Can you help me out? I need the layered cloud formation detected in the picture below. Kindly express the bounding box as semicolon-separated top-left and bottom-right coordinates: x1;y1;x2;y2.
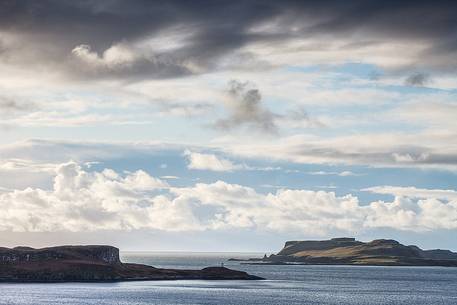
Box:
1;1;457;171
2;0;457;79
1;1;457;249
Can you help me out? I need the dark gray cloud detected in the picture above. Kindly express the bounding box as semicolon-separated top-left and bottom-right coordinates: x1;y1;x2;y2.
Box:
215;80;324;134
215;80;278;133
405;72;430;87
2;0;457;80
0;0;282;80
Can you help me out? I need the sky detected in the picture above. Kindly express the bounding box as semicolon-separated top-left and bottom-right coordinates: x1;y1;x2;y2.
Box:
0;0;457;252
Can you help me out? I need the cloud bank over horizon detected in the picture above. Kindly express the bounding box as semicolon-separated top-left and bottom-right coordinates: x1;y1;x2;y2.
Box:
0;160;456;235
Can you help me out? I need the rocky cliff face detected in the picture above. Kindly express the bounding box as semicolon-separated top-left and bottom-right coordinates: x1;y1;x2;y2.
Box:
0;245;120;265
264;238;457;267
278;238;363;256
0;245;262;282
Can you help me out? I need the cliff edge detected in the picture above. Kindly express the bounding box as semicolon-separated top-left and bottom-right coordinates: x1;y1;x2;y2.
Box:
235;238;457;267
0;245;263;282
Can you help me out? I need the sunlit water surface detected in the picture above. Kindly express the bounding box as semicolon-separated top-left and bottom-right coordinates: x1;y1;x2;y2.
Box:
1;252;456;305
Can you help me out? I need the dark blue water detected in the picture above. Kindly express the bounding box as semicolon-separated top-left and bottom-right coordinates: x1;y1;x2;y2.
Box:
0;252;456;305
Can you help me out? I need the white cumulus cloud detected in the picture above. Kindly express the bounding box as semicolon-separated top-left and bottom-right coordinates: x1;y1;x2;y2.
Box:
72;43;140;69
184;150;243;172
0;162;456;234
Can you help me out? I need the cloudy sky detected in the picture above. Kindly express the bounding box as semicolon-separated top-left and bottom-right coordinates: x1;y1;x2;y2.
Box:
1;0;457;252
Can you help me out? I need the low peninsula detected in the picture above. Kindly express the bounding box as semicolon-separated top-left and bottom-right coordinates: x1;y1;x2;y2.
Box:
0;245;263;282
231;238;457;267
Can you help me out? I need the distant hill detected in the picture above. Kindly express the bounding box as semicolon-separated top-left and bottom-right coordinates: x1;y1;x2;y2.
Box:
234;238;457;267
0;245;263;282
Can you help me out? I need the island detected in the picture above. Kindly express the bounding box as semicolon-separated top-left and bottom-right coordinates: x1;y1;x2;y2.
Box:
0;245;263;282
230;238;457;267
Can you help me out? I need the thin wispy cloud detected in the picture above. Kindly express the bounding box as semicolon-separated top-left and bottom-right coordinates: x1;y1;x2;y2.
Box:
307;170;362;177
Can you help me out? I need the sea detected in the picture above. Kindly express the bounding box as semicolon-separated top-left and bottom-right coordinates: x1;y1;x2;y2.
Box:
0;252;456;305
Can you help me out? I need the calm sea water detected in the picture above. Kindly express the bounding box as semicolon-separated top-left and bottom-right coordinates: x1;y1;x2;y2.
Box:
0;252;456;305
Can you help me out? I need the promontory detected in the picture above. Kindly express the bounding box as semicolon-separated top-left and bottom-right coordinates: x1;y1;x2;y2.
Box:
231;238;457;267
0;245;263;282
